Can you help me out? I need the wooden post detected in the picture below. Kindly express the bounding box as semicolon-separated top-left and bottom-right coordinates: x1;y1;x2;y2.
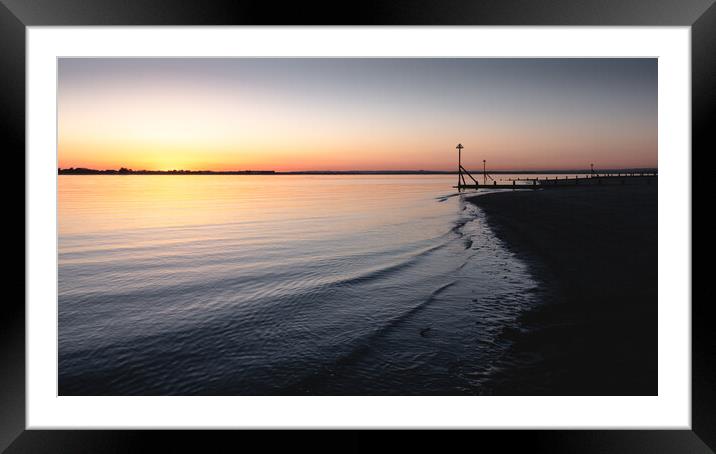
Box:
456;143;464;192
458;147;461;190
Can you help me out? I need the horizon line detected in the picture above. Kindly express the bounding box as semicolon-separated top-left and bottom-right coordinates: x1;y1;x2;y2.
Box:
58;166;659;174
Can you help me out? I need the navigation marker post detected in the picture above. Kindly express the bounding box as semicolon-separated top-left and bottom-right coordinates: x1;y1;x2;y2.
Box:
456;143;464;191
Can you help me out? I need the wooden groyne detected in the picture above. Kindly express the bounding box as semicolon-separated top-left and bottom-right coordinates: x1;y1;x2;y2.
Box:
455;173;658;191
452;142;657;191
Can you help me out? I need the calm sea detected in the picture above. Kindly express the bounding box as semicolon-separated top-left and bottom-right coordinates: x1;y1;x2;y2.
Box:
58;174;552;395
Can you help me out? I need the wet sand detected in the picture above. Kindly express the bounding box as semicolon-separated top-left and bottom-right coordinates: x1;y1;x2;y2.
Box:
467;184;657;395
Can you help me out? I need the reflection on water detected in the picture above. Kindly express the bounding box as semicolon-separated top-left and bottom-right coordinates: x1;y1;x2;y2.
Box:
59;175;540;395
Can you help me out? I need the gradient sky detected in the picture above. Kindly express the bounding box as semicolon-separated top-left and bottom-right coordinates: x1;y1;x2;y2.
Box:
58;58;657;171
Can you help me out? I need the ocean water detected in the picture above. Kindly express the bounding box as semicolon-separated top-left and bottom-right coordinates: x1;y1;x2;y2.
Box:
58;174;543;395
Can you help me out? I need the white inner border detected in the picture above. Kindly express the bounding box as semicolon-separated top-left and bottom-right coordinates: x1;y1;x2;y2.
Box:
26;27;691;429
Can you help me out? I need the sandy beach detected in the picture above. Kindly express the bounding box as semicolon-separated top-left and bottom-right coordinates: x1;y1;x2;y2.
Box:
468;184;657;395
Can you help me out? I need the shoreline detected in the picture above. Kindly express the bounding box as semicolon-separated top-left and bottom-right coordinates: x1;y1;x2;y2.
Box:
467;184;657;395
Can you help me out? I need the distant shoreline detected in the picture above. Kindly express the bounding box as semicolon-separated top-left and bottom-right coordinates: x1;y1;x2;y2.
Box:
58;168;658;176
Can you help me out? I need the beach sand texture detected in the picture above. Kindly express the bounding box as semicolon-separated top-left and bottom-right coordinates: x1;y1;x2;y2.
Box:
468;184;657;395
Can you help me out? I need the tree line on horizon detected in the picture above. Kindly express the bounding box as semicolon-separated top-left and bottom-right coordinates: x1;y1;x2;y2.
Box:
58;167;277;175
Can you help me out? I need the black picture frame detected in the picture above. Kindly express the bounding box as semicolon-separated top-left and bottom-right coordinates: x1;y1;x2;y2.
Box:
5;0;709;452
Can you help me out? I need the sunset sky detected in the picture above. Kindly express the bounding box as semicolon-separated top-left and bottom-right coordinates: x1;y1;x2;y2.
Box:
58;58;657;172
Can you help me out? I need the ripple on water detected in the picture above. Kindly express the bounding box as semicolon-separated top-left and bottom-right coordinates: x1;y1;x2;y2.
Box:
58;176;540;395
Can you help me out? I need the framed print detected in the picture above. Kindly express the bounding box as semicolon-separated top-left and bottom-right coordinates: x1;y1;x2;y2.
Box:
6;0;710;452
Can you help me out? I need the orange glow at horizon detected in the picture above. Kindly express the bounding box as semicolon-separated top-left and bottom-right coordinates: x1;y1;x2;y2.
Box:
58;58;658;172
